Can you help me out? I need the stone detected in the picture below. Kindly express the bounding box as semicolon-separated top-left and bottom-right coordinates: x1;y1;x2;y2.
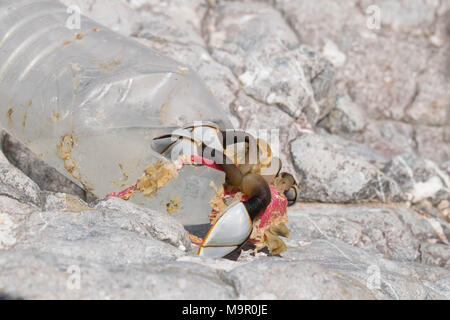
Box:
420;243;450;268
404;49;450;127
442;161;450;176
286;203;444;262
95;197;191;251
44;192;92;212
205;1;336;124
282;240;450;300
352;121;416;159
319;95;367;135
16;206;187;265
0;149;42;207
0;196;38;249
382;153;450;204
221;257;375;299
276;0;431;122
415;125;450;165
0;249;235;299
290;133;404;203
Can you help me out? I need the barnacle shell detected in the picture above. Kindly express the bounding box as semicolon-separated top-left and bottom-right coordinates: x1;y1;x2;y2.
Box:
209;185;290;254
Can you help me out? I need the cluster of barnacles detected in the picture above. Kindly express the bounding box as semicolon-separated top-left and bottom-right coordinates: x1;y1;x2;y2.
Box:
108;122;299;258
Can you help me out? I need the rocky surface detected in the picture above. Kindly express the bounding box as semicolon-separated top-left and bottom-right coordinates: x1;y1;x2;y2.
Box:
0;0;448;299
290;133;405;203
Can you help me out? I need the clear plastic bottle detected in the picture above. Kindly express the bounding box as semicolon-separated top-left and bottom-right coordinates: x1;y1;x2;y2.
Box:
0;0;231;224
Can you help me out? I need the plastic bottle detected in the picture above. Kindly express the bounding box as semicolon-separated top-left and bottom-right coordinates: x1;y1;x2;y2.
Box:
0;0;231;224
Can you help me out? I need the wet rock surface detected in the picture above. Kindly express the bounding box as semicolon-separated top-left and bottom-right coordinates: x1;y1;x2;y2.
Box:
0;0;448;299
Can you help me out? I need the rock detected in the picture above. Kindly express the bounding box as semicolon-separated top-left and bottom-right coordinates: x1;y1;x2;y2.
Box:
274;0;364;50
286;203;444;262
275;0;441;125
382;153;450;204
205;1;336;124
415;125;450;165
129;0;206;47
404;48;450;127
344;36;429;123
319;95;367;135
221;257;375;299
393;205;449;244
16;208;186;265
95;197;191;251
1;132;87;201
352;121;416;159
414;200;446;221
14;199;190;265
420;243;450;268
282;240;450;299
0;249;235;299
0;196;38;249
44;192;92;212
290;133;404;202
442;161;450;176
0;149;42;207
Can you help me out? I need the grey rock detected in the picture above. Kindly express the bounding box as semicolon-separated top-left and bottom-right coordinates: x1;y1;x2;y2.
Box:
286;203;443;262
0;249;235;299
282;240;450;299
420;243;450;268
391;205;449;244
275;0;441;126
382;153;450;204
44;192;92;212
0;196;38;249
414;200;445;221
205;1;336;124
221;257;375;299
442;161;450;176
352;121;416;159
329;135;391;166
404;48;450;127
319;95;368;135
343;36;429;124
1;132;87;201
290;133;404;202
415;125;450;164
0;149;42;207
16;207;186;265
95;197;191;251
